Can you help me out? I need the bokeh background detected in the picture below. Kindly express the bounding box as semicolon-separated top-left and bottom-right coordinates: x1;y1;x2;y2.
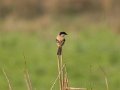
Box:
0;0;120;90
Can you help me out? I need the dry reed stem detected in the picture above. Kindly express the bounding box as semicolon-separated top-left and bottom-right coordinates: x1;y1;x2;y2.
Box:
63;65;69;90
2;68;13;90
56;46;87;90
62;65;65;90
99;66;109;90
61;55;65;90
24;72;31;90
23;53;33;90
63;75;69;90
50;64;65;90
57;55;63;90
23;54;31;90
24;61;33;90
105;77;109;90
26;69;33;90
66;87;87;90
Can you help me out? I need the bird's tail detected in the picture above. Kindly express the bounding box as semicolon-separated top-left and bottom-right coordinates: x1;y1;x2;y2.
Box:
57;46;62;55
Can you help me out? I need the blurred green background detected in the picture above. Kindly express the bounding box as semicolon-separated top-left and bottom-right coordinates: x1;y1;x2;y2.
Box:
0;0;120;90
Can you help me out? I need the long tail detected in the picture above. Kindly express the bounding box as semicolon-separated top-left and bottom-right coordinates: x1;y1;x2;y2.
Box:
57;47;62;55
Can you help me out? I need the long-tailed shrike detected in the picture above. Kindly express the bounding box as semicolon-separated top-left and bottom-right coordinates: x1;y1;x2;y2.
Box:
56;32;68;55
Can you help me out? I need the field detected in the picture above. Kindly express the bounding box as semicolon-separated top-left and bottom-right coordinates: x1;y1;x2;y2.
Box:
0;19;120;90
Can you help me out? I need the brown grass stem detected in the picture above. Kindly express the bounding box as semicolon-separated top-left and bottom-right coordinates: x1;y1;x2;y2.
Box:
24;60;33;90
24;72;31;90
99;66;109;90
50;64;65;90
57;55;64;90
67;87;87;90
2;68;13;90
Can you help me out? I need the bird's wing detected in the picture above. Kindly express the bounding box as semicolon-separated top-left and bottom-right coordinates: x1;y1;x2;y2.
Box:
56;39;65;47
60;39;65;46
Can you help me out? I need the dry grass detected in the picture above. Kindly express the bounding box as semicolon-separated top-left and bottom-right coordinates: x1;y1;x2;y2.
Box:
50;64;65;90
23;53;33;90
24;61;33;90
55;50;87;90
2;68;13;90
99;66;109;90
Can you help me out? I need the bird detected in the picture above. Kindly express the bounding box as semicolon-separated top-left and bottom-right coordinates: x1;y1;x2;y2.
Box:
56;32;68;55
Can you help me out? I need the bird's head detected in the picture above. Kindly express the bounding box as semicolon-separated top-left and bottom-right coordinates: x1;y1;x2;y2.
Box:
59;32;68;37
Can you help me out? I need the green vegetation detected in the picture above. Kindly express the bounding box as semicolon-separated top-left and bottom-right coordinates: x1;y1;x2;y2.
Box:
0;25;120;90
0;0;120;90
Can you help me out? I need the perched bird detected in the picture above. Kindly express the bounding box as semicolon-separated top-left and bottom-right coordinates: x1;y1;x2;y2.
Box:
56;32;68;55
